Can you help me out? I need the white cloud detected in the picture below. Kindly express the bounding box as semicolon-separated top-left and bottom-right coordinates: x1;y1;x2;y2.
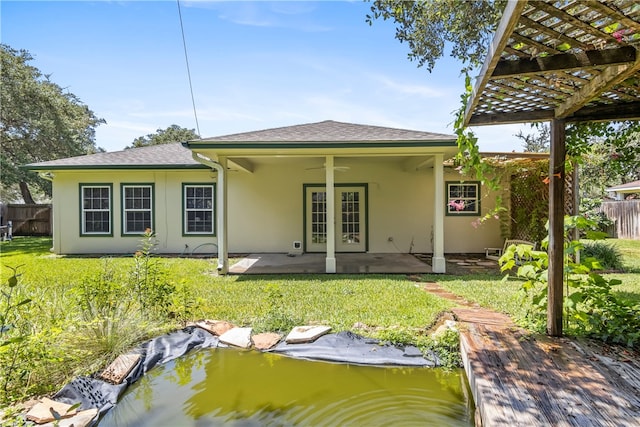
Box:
370;74;445;98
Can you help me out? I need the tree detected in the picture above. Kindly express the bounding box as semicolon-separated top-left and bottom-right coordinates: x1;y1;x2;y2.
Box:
129;125;199;148
368;1;640;192
515;124;550;153
1;44;104;203
366;0;506;72
515;121;640;200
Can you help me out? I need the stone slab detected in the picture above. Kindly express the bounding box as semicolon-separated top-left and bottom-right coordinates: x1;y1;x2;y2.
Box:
26;398;77;424
194;319;236;336
99;353;141;384
285;325;332;344
219;327;253;348
42;409;98;427
252;332;282;350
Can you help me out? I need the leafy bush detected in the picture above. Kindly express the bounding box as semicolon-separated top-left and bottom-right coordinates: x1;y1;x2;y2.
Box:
131;229;175;315
580;198;614;233
252;284;301;333
417;328;462;370
0;266;32;403
501;216;640;348
582;241;624;271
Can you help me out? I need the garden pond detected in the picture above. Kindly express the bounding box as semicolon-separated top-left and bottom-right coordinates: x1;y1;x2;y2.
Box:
98;347;474;426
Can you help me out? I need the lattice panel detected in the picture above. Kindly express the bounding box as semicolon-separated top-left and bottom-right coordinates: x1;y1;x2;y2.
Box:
509;168;576;243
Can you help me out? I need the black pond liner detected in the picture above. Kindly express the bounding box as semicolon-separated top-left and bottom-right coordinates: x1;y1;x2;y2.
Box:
52;327;439;425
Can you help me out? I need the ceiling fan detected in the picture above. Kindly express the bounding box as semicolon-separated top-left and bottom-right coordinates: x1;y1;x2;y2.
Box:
305;163;350;172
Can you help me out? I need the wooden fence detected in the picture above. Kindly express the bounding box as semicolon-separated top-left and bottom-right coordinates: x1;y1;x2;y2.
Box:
601;200;640;240
6;204;52;236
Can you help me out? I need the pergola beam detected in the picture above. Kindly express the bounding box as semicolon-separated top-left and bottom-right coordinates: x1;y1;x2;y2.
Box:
568;101;640;122
492;46;637;78
464;0;527;125
519;15;589;51
555;55;640;118
468;100;640;126
534;2;621;45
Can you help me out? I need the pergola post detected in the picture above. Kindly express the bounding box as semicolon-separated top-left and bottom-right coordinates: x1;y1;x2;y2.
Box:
547;119;565;336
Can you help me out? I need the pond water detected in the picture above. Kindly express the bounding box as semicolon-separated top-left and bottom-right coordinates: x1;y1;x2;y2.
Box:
99;348;475;426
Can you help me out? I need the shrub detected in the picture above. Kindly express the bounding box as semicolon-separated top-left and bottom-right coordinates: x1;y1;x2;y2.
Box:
252;284;301;333
582;241;624;271
501;216;640;348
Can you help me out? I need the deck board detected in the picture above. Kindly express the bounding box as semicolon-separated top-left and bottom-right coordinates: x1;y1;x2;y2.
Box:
451;306;640;426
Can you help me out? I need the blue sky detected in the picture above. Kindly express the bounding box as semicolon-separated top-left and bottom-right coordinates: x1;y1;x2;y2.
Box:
2;0;528;153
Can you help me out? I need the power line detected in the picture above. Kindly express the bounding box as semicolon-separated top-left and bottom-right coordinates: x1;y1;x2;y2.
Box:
176;0;201;138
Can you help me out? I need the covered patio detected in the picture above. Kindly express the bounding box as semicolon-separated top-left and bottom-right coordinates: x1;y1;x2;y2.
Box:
228;252;432;274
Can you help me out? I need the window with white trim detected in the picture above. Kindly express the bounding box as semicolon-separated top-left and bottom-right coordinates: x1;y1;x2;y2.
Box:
446;182;480;216
81;184;112;235
122;184;153;234
183;184;214;234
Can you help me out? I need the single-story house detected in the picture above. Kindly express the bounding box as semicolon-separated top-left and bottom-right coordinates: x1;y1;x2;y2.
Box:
605;179;640;201
25;120;506;273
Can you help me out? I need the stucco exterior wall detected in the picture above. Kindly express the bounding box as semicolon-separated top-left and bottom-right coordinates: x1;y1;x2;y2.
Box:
50;159;505;255
442;169;504;253
51;170;216;254
225;157;436;254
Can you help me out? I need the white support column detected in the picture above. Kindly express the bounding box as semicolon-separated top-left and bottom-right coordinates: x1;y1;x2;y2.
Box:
432;154;446;273
217;157;229;275
325;155;336;273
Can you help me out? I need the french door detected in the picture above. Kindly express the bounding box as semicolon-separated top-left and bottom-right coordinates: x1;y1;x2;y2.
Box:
305;185;367;252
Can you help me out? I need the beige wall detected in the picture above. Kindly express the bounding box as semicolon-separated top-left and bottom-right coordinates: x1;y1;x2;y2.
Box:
442;169;504;253
50;158;505;255
51;170;216;254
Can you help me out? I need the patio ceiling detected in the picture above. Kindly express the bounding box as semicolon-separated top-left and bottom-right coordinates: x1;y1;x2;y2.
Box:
464;0;640;126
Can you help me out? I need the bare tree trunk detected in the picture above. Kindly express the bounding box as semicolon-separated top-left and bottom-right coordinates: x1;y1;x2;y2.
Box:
19;181;35;204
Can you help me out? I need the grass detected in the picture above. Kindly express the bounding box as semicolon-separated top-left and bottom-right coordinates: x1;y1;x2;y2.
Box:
435;238;640;322
0;236;453;404
2;236;638;406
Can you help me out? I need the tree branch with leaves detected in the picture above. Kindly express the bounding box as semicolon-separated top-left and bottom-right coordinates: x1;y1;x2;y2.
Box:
1;44;105;203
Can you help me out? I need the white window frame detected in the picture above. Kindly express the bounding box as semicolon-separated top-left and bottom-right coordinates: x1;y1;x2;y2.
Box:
121;184;154;235
80;184;112;236
446;181;480;216
183;184;215;235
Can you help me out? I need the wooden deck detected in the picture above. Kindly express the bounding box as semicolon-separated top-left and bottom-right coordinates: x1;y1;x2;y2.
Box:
453;307;640;426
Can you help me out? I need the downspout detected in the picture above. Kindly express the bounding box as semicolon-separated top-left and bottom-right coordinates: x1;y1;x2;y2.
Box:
190;152;228;274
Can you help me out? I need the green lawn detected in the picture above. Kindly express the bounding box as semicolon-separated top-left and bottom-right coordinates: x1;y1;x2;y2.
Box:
435;238;640;321
0;237;453;404
2;236;638;406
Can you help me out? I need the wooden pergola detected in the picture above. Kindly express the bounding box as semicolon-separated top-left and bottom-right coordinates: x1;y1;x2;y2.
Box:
464;0;640;336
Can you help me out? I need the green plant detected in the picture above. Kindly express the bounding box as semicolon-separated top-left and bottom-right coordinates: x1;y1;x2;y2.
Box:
500;216;640;348
580;198;614;233
582;241;624;271
0;265;32;403
253;284;301;333
416;329;462;370
72;258;153;373
131;229;174;316
375;327;416;346
169;280;203;327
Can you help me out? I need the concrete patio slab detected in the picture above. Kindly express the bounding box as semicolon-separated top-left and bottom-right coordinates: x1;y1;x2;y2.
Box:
228;253;431;274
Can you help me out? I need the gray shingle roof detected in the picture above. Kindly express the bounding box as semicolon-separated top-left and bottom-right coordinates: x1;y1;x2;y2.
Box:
197;120;455;143
26;121;456;170
25;142;201;170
